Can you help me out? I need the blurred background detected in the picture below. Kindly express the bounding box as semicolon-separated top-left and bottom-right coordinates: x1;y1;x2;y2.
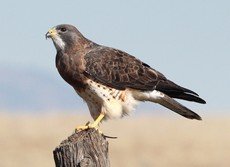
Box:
0;0;230;166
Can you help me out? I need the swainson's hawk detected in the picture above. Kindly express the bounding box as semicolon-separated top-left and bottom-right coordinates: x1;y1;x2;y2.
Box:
46;24;206;130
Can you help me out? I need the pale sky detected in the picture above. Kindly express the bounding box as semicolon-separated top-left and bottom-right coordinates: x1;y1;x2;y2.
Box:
1;0;230;113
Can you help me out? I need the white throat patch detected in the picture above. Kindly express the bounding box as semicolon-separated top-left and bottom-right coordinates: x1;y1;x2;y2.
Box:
52;35;66;51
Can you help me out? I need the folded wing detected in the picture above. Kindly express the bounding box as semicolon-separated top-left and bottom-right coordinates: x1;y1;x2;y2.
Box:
84;46;206;104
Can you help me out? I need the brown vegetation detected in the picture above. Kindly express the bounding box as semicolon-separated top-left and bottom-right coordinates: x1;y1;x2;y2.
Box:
0;112;229;167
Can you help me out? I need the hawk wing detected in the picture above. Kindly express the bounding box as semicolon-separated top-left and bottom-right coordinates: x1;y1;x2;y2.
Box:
84;47;205;104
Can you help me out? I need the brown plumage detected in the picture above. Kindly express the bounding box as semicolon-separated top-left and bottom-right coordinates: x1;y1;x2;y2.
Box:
84;47;205;104
46;24;206;124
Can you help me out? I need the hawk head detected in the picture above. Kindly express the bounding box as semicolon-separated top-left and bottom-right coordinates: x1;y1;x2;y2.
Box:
46;24;84;51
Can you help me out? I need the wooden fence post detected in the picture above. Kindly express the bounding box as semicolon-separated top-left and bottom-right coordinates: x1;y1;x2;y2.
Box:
53;128;110;167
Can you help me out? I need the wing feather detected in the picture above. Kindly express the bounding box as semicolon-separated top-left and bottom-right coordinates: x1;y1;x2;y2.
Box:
84;47;162;90
84;47;206;104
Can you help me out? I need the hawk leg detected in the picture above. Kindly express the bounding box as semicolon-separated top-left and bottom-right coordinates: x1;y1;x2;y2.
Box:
76;113;105;131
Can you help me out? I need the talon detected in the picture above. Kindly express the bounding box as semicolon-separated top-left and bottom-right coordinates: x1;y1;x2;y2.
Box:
75;113;105;132
75;121;100;132
75;125;90;132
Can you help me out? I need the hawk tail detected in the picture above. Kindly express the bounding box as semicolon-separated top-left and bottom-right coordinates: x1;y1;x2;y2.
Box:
157;92;202;120
134;90;202;120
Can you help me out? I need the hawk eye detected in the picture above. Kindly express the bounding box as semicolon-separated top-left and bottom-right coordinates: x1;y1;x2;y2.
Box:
60;27;67;32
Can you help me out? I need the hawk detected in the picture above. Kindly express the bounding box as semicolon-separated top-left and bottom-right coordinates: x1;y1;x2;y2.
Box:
46;24;206;130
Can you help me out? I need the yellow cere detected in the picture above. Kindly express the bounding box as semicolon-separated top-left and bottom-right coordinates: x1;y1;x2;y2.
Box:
48;28;57;37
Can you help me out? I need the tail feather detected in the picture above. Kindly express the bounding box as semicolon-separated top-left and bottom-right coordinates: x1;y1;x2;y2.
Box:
157;93;202;120
134;90;202;120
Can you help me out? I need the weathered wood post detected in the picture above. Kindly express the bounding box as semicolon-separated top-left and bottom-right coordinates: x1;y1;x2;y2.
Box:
53;128;110;167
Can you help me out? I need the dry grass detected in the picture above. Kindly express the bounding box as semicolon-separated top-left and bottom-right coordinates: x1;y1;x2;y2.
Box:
0;112;229;167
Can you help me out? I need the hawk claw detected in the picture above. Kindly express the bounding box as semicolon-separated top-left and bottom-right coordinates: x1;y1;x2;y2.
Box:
75;122;98;132
75;124;90;131
75;113;105;132
75;124;117;139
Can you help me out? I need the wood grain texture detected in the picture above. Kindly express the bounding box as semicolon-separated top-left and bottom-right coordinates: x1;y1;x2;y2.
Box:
53;129;110;167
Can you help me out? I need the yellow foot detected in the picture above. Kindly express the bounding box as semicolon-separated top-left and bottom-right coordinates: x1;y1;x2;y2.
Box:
76;122;99;131
75;121;117;139
75;113;105;132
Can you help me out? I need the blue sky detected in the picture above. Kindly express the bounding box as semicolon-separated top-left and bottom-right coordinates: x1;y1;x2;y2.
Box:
1;0;230;114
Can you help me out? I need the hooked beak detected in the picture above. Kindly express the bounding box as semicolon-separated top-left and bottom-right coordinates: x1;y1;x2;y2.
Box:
45;28;57;39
